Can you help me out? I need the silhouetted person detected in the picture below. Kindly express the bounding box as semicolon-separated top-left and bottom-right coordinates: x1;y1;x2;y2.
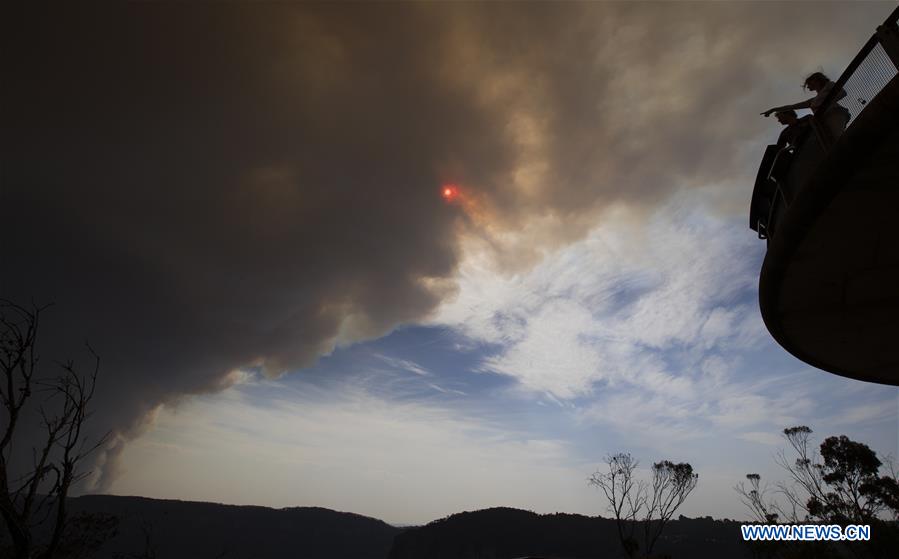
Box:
774;110;809;148
762;72;850;140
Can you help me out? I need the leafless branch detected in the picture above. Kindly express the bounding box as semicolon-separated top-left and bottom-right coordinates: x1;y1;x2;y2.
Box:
0;301;110;559
590;453;697;558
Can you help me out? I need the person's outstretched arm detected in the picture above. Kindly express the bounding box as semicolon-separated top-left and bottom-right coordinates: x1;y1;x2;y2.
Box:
761;97;814;117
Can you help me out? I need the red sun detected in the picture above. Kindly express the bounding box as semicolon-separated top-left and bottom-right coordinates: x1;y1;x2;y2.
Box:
441;184;459;201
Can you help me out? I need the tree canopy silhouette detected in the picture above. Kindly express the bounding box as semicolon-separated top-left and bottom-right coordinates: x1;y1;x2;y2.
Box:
736;426;899;559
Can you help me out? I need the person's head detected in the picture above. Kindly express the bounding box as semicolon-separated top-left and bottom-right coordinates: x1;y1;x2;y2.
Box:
803;72;830;92
775;110;798;125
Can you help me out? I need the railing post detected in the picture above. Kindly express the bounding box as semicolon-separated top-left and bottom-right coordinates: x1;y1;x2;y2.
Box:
876;20;899;70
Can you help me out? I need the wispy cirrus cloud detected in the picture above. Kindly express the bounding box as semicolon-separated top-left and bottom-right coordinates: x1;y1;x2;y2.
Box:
435;193;762;400
375;354;433;377
433;193;896;459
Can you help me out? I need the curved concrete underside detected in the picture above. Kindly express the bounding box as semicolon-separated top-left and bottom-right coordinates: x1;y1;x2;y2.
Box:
759;76;899;385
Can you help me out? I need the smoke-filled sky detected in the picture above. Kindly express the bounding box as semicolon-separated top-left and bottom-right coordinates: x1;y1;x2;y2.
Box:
3;2;898;524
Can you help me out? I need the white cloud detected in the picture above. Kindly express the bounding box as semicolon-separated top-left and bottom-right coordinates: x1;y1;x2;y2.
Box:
430;193;894;465
828;398;899;427
375;354;432;377
481;299;602;399
427;382;467;396
434;192;761;402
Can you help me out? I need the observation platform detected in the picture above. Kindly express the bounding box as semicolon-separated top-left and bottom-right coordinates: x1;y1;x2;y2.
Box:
750;8;899;385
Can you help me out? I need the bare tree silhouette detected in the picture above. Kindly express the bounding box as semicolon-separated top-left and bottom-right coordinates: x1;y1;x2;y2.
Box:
736;473;780;524
0;301;110;559
590;453;644;557
590;453;698;559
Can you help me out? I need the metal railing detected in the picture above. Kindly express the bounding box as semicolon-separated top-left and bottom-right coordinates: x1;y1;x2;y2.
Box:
751;6;899;241
814;6;899;146
833;40;897;130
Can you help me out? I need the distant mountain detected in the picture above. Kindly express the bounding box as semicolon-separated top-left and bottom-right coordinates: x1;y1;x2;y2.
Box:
386;507;752;559
5;496;755;558
65;494;403;559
